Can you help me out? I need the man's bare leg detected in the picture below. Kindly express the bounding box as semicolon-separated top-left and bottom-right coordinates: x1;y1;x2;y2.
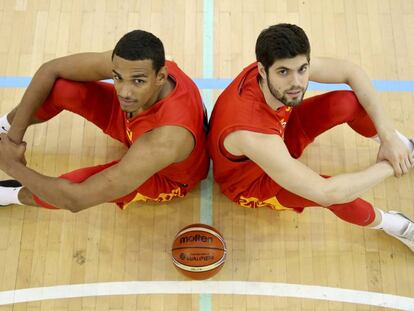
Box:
18;187;39;206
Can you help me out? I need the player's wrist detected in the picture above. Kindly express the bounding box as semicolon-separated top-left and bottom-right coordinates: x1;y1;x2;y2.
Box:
7;126;27;144
4;158;25;176
374;160;395;177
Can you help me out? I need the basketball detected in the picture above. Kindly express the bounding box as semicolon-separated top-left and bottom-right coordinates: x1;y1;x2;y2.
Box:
171;223;227;280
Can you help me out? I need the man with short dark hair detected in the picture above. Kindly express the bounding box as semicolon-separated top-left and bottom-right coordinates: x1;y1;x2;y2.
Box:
208;24;414;251
0;30;209;212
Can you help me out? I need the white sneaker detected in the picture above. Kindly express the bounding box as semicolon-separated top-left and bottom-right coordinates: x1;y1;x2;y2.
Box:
384;211;414;252
410;138;414;155
0;115;10;133
0;180;23;206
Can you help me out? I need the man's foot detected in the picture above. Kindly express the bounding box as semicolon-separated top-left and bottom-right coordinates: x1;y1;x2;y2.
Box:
384;211;414;252
0;180;23;206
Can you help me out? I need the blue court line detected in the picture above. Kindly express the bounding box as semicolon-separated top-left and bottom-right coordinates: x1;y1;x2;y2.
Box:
193;79;414;92
200;0;214;311
202;3;214;80
200;0;214;229
309;80;414;92
1;77;414;92
0;77;32;87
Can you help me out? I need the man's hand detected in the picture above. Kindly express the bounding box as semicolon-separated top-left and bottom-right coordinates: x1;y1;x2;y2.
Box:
0;133;27;174
377;133;414;177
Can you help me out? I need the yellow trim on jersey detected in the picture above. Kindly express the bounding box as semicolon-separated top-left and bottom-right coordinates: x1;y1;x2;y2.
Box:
126;128;133;142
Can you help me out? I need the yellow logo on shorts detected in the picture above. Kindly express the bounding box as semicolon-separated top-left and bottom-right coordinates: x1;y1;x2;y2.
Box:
123;187;185;209
239;195;289;211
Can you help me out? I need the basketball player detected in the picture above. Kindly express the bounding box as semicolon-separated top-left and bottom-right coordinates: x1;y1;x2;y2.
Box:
208;24;414;251
0;30;209;212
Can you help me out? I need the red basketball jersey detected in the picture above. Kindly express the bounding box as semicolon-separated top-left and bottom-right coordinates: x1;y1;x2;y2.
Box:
208;63;292;202
118;60;209;191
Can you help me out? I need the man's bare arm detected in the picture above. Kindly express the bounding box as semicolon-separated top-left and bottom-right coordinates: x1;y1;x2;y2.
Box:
224;131;395;207
8;51;113;144
1;126;194;212
310;57;394;139
310;57;413;176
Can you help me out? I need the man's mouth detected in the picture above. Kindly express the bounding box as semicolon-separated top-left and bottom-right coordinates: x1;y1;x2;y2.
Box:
119;98;137;107
286;89;302;96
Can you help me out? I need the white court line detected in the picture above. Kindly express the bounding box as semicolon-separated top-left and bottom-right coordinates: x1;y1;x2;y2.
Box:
0;281;413;310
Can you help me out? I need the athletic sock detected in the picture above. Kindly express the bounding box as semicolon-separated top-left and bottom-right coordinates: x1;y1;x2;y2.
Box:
0;180;23;205
371;131;414;152
0;115;10;133
370;135;381;144
370;209;410;236
396;131;414;153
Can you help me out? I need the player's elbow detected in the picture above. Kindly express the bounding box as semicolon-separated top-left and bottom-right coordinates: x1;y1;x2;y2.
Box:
300;179;339;207
38;60;59;78
317;192;342;207
55;183;90;213
58;195;86;213
319;183;352;207
294;186;335;208
312;192;335;208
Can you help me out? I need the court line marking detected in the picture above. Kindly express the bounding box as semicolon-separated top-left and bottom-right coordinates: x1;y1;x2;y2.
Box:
200;0;214;226
0;281;413;310
193;79;414;91
199;0;214;310
1;13;412;308
1;77;414;91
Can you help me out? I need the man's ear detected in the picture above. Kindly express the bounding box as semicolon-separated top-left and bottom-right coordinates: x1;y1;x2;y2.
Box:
257;62;267;80
156;66;168;85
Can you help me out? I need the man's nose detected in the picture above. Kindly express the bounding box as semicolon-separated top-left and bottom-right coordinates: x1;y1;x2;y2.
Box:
117;83;133;99
290;72;302;86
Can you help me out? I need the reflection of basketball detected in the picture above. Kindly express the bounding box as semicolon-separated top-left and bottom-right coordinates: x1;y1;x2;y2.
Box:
171;223;227;280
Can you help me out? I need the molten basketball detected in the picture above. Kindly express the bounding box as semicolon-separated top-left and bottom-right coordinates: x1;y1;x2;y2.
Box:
171;223;227;280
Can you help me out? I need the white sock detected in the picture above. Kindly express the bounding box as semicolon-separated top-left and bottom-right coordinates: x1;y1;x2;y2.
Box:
0;115;10;133
370;135;381;144
0;185;23;205
370;209;410;236
371;131;414;152
396;131;414;152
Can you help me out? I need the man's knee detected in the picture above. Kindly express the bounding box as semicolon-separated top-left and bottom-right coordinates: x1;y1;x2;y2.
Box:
328;90;364;117
50;78;84;102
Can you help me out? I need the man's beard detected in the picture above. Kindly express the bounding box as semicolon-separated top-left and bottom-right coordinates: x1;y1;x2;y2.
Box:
266;76;307;107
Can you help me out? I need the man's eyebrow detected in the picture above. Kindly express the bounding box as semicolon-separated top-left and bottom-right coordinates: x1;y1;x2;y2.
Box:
275;62;309;70
112;70;148;78
131;73;148;78
112;69;122;77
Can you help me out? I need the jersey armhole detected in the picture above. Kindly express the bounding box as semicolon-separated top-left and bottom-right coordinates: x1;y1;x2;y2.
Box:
218;126;279;162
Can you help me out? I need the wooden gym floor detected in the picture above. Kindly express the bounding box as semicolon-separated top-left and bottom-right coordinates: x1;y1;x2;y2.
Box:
0;0;413;310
